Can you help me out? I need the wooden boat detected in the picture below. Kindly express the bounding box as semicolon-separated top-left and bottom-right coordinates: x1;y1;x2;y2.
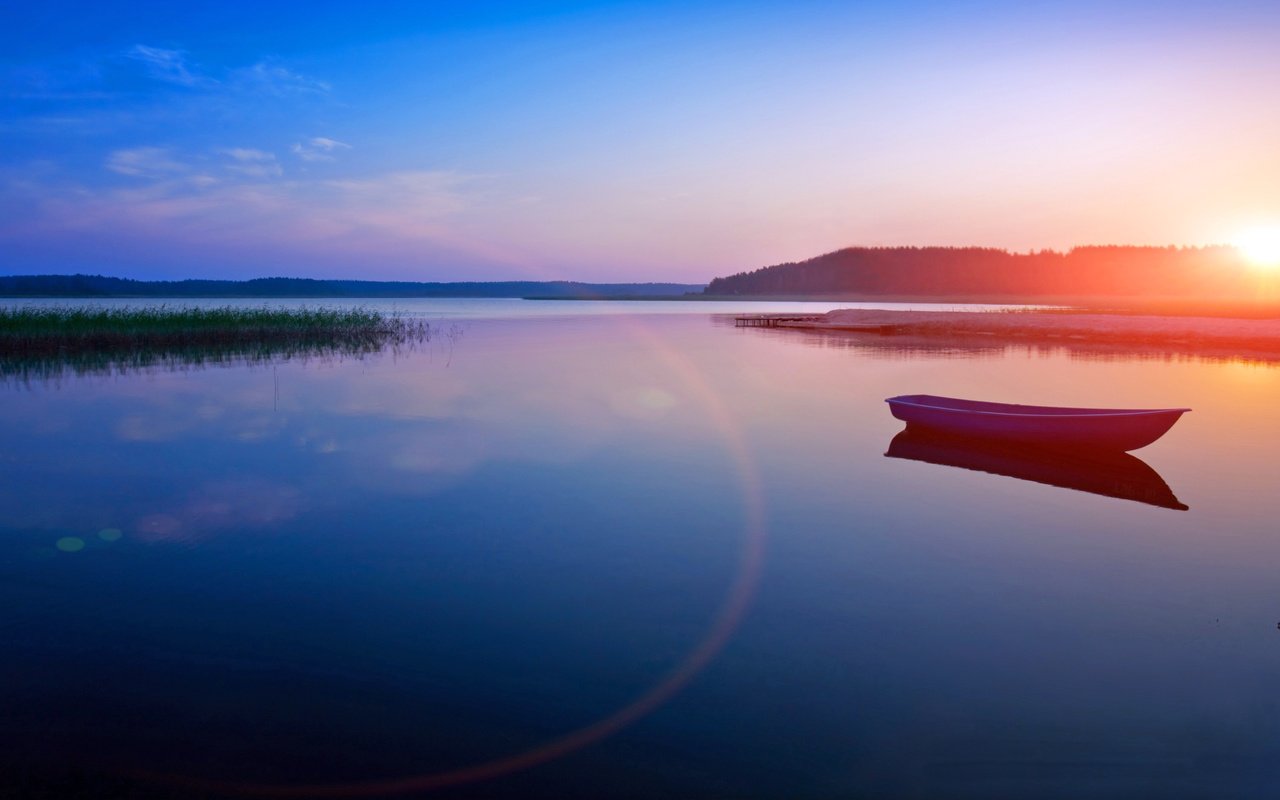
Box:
885;394;1189;451
885;428;1188;510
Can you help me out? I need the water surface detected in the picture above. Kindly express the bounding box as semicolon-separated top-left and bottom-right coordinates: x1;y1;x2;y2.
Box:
1;296;1041;318
3;304;1279;798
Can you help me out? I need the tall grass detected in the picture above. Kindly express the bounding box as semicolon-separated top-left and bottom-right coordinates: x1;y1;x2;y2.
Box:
0;305;431;381
0;305;420;345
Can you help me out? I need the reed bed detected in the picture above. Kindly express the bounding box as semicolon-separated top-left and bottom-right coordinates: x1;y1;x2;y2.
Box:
0;305;431;382
0;305;428;352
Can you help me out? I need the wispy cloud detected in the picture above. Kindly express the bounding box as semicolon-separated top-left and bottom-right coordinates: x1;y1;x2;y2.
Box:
292;137;351;162
236;62;331;95
322;171;473;220
15;161;474;237
218;147;283;178
118;47;330;96
0;161;504;268
106;147;188;177
125;45;214;88
105;145;286;181
3;47;333;147
220;148;274;162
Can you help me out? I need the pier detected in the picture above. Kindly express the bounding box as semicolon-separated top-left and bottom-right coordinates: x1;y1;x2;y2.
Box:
733;315;822;328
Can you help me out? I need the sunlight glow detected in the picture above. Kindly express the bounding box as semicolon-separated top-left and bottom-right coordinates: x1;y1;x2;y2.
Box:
1236;226;1280;269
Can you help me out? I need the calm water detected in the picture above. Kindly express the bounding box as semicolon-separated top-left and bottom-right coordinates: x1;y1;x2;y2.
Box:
3;301;1280;798
1;296;1041;318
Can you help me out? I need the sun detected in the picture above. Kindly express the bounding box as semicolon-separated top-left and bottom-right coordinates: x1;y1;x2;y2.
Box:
1236;226;1280;269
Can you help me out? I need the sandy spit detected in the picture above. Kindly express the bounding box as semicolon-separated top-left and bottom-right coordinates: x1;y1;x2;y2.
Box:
781;310;1280;352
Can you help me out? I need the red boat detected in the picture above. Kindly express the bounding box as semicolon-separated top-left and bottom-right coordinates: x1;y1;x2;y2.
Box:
885;394;1190;451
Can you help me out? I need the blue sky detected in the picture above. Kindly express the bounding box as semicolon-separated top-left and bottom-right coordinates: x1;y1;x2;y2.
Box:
3;1;1279;281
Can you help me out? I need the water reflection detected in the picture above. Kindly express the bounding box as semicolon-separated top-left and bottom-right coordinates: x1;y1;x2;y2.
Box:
885;428;1188;510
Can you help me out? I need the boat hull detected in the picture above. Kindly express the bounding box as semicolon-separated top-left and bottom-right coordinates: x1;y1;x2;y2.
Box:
885;394;1189;451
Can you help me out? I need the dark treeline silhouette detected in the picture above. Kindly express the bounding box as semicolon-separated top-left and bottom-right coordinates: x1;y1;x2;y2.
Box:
704;246;1255;298
0;274;704;298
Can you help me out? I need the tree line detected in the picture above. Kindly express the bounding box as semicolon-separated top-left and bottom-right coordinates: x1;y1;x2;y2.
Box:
0;274;704;298
703;246;1255;297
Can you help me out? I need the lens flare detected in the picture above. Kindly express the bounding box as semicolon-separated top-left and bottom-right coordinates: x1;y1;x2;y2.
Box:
56;537;85;553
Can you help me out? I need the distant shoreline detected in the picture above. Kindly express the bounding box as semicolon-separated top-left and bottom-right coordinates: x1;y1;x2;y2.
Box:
0;274;705;300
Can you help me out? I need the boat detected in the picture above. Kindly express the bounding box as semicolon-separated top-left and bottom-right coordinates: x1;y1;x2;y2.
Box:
885;428;1188;510
885;394;1189;451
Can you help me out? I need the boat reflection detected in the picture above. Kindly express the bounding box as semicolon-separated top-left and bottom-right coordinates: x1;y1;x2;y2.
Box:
885;428;1188;510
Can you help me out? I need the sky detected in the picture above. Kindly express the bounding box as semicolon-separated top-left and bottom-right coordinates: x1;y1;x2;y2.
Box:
2;0;1279;282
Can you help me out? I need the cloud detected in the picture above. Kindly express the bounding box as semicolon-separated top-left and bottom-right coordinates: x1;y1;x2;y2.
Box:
236;62;331;95
106;147;188;177
14;164;477;245
221;147;274;162
105;145;286;181
123;47;328;97
0;149;528;273
292;137;352;162
218;147;283;178
323;171;472;220
125;45;214;88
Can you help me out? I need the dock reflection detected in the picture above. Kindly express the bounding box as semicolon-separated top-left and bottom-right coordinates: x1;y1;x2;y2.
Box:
885;428;1188;510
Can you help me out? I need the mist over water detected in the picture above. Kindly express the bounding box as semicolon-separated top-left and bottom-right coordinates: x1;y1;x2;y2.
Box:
3;303;1279;798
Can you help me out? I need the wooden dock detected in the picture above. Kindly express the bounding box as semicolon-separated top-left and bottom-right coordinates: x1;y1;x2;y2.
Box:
733;315;822;328
733;314;905;333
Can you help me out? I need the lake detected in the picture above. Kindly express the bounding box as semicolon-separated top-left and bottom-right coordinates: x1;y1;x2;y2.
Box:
3;299;1279;798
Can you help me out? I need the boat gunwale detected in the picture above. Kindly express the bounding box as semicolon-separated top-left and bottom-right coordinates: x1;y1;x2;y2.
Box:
885;395;1191;419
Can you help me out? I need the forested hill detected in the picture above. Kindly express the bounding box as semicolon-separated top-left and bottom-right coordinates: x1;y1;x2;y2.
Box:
0;275;704;298
704;246;1254;298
